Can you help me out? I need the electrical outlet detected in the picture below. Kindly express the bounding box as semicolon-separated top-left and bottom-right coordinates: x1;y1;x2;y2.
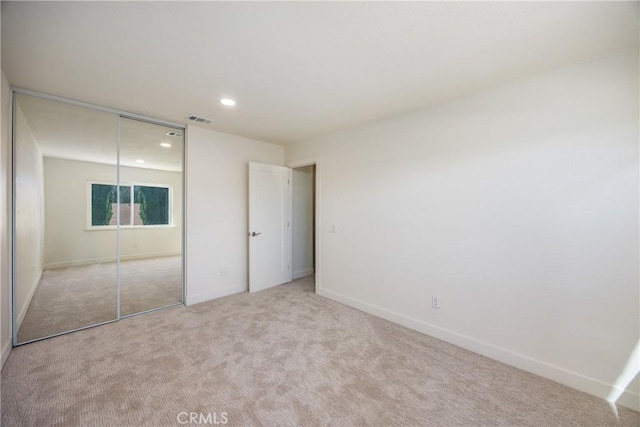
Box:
432;296;441;309
219;268;226;276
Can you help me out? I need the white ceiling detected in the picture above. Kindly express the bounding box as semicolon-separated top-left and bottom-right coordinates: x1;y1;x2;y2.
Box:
17;93;184;172
2;1;638;145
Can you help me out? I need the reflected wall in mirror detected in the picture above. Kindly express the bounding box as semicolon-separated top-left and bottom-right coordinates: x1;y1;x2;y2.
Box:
119;117;183;316
14;93;119;343
13;92;185;344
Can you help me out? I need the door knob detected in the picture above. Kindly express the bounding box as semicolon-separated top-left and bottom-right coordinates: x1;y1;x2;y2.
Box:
251;232;262;237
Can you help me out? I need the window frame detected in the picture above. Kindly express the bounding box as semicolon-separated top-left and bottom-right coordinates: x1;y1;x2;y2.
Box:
86;180;174;230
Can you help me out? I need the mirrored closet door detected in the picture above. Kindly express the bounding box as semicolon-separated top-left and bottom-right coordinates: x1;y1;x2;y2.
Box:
118;118;184;316
13;91;185;345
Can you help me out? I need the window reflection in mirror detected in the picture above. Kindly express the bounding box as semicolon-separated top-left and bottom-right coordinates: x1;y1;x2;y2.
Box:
116;117;183;317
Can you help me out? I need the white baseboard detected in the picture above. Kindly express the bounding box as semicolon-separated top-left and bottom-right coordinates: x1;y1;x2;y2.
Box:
186;283;247;306
17;268;42;330
44;252;181;270
318;288;640;412
1;338;11;369
293;268;314;280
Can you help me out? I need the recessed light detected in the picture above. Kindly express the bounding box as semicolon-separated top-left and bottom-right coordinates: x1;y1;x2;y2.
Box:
160;142;172;148
220;97;236;107
135;159;145;163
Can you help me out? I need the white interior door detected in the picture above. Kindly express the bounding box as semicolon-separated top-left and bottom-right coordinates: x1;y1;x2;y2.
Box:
249;162;292;293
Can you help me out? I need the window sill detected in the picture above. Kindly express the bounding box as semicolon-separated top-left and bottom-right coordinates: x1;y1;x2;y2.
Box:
85;224;176;231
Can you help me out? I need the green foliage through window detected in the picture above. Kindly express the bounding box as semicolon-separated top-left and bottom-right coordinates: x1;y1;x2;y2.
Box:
91;183;169;227
136;186;169;225
91;184;116;226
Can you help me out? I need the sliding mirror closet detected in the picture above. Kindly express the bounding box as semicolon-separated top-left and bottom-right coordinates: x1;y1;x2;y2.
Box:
13;91;185;344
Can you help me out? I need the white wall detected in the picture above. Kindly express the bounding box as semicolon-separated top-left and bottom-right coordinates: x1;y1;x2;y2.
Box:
285;49;639;410
186;126;284;304
1;70;12;367
14;102;45;331
292;165;313;279
43;157;182;268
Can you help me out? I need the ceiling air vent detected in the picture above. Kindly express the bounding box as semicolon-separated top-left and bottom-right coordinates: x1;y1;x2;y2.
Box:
166;131;183;137
186;115;213;124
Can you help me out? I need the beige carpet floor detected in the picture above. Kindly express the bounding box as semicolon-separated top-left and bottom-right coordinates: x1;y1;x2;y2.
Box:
17;256;183;343
2;276;638;426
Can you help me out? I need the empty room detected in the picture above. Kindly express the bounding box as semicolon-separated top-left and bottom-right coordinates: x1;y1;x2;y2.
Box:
0;1;638;426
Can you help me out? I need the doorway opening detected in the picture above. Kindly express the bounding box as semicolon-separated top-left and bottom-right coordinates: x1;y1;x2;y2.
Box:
248;157;321;294
292;164;316;292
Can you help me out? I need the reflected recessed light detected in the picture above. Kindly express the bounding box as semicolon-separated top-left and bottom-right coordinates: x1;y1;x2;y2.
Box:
220;97;236;107
160;142;172;148
135;159;145;163
166;131;183;137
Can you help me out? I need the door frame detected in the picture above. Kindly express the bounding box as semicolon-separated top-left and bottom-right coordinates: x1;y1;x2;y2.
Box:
287;156;321;294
